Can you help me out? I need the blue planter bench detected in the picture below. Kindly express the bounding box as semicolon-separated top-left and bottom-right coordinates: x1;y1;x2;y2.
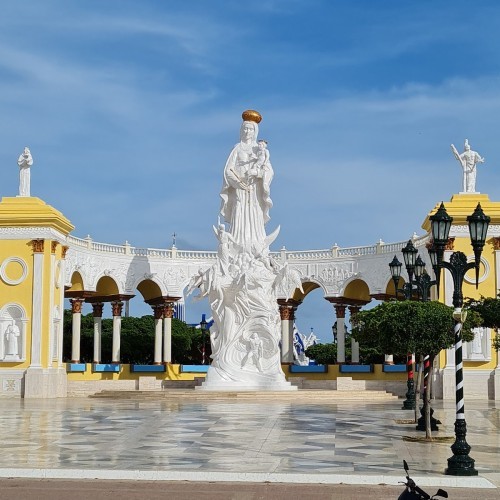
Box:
289;365;328;373
66;363;86;373
180;365;210;373
339;364;373;373
130;364;166;373
92;363;120;373
382;364;407;373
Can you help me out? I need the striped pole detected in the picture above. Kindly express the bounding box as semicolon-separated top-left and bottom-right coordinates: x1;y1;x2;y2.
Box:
445;308;477;476
423;354;430;392
402;352;415;410
454;320;465;421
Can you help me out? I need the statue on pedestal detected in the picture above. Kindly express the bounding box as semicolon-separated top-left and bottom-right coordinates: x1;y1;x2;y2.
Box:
189;110;298;390
17;147;33;197
451;139;485;193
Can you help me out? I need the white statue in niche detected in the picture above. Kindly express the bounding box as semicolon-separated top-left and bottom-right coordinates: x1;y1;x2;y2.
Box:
190;110;297;390
4;323;20;359
468;327;486;360
17;147;33;197
451;139;485;193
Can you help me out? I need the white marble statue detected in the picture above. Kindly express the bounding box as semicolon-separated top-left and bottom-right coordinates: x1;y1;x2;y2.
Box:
4;323;20;358
17;147;33;197
191;110;297;390
451;139;485;193
220;117;274;254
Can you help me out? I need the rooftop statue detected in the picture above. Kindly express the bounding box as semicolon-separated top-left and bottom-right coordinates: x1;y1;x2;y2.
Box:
189;110;298;390
17;147;33;197
451;139;485;193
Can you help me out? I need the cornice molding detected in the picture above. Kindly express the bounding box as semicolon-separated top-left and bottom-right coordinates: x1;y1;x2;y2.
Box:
0;226;67;243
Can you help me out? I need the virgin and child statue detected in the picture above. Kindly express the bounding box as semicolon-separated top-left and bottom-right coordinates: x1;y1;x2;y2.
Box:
189;110;298;391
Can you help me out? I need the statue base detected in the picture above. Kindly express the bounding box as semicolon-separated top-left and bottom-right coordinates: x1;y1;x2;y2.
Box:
196;366;297;391
196;381;298;391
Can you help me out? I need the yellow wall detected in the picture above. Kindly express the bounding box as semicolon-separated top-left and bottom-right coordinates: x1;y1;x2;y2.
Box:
0;239;34;369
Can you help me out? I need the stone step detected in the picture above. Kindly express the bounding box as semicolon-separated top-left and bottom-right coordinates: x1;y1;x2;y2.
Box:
162;379;203;388
89;389;398;402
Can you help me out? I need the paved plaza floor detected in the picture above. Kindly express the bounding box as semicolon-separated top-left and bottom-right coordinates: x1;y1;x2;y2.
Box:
0;396;498;498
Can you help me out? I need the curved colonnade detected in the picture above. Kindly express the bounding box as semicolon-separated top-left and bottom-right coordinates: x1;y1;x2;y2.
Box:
64;232;430;365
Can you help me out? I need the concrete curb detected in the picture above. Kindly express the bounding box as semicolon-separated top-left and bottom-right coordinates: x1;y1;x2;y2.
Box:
0;468;495;489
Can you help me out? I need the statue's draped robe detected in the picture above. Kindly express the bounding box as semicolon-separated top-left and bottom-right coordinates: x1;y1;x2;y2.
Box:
220;143;273;251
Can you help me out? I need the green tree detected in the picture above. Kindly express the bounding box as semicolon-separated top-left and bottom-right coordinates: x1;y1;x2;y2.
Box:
305;343;337;364
352;300;479;439
304;340;387;365
465;294;500;350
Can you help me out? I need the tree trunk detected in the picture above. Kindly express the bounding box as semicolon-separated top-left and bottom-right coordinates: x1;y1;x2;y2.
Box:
425;354;435;440
414;354;423;423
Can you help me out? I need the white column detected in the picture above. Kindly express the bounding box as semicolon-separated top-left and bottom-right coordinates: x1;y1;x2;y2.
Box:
163;303;174;363
92;303;103;363
70;298;84;363
279;304;294;363
111;301;124;363
31;240;45;367
58;247;68;367
349;305;361;364
153;305;163;364
288;317;295;363
334;304;346;364
47;244;56;367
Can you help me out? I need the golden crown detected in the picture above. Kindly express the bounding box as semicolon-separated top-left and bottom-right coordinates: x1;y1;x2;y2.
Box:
242;109;262;123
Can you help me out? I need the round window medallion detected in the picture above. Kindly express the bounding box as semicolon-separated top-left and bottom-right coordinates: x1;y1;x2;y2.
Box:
464;255;489;285
0;257;28;285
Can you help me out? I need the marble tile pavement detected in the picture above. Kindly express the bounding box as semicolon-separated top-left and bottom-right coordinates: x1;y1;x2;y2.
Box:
0;397;498;488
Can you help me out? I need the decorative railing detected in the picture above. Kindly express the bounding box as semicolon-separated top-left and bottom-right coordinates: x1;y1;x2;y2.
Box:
66;233;431;261
287;250;333;260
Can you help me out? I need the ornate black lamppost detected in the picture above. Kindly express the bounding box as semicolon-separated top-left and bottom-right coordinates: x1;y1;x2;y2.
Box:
389;241;439;416
430;202;490;476
200;314;208;365
389;252;415;410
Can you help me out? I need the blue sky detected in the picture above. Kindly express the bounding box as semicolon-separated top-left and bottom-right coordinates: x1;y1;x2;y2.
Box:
2;1;500;342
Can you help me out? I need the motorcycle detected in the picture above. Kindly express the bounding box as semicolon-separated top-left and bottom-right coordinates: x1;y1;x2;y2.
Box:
398;460;448;499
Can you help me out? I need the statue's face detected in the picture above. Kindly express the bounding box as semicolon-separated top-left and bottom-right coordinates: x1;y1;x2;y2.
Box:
243;123;255;141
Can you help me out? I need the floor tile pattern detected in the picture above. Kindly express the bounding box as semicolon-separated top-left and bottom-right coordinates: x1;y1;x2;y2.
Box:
0;398;498;485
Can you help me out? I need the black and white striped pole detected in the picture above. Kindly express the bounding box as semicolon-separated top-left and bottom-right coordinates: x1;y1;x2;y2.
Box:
429;202;490;476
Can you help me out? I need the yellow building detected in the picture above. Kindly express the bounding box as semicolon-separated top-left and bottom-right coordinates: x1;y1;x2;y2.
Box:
422;193;500;400
0;196;73;397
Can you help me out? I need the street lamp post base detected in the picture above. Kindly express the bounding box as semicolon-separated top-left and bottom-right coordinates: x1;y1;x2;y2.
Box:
402;379;415;410
416;405;440;431
445;419;478;476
